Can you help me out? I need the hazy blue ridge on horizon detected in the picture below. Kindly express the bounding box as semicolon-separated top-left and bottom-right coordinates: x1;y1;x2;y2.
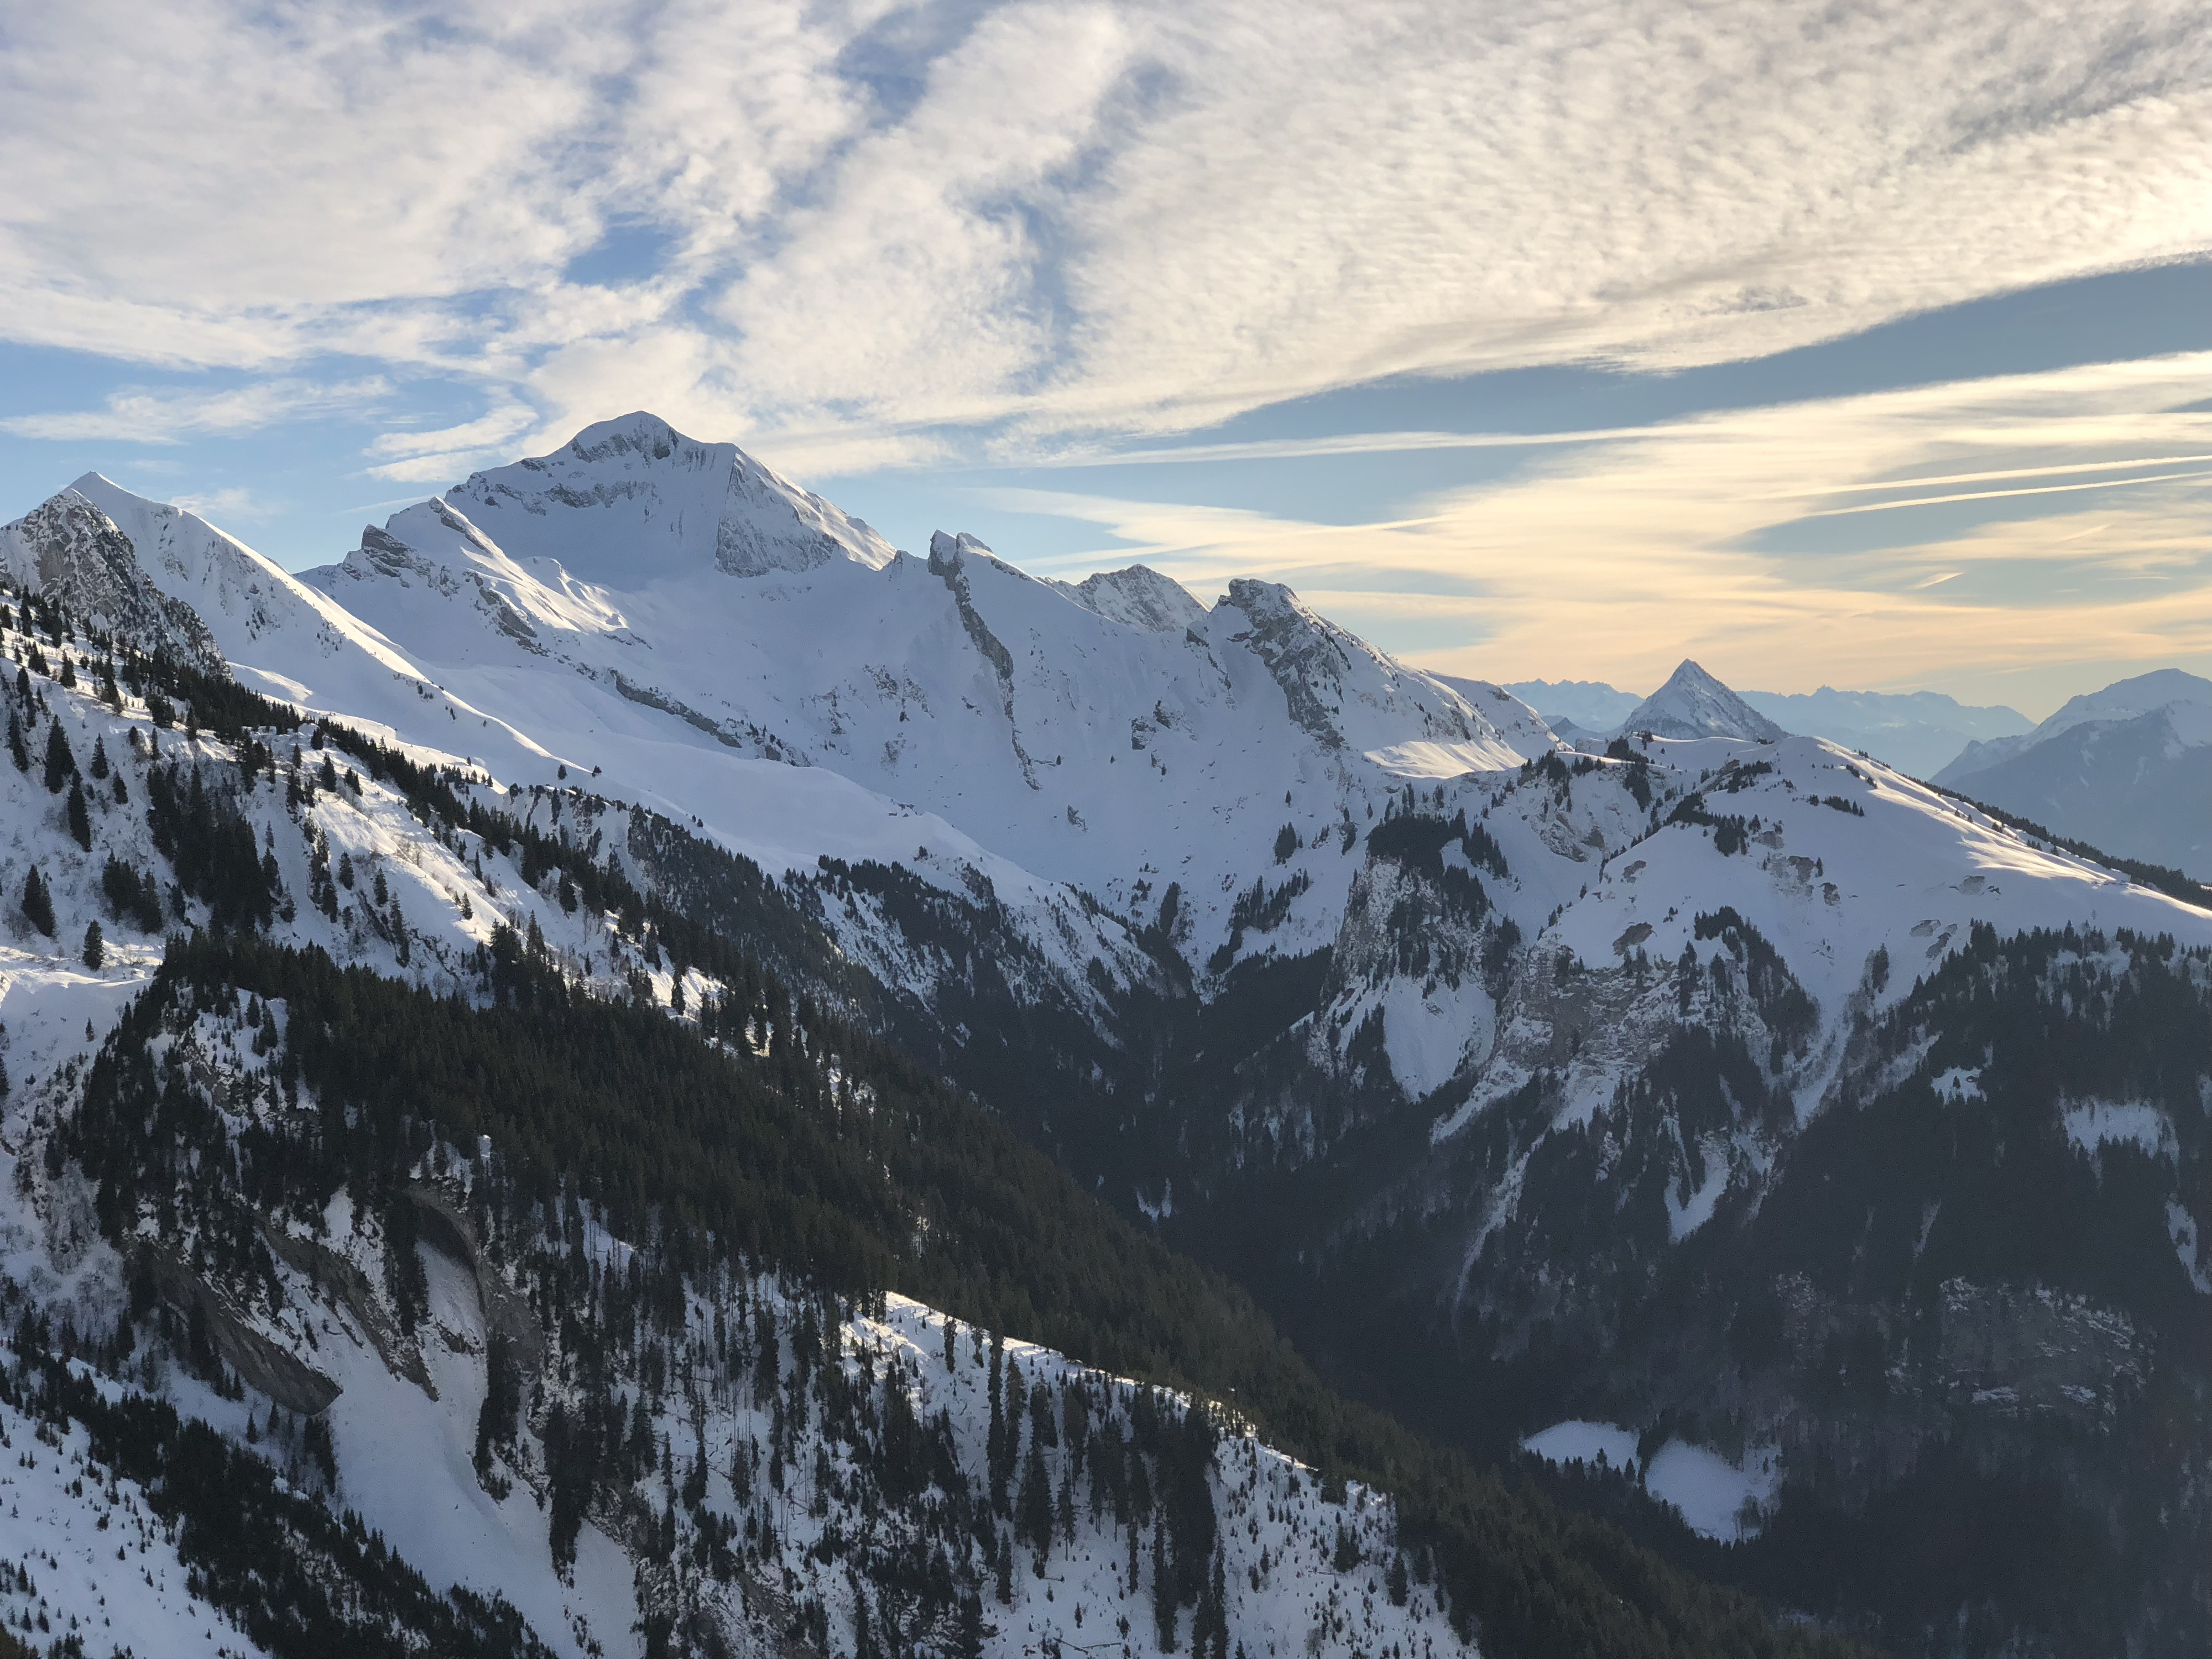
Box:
1504;676;2033;779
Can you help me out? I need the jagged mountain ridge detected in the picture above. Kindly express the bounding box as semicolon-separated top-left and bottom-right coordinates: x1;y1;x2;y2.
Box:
1;418;2208;1653
90;413;1553;970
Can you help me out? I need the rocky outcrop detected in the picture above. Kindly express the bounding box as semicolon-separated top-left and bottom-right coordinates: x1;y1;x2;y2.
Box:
259;1220;434;1397
138;1241;342;1415
0;492;224;670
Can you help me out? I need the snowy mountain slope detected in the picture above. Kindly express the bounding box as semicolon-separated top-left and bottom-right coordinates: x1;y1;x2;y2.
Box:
0;633;666;1654
268;416;1553;967
1934;669;2212;878
1451;733;2212;1134
13;474;587;800
0;588;1482;1659
1940;666;2212;780
20;422;1559;988
1270;724;2212;1135
1050;565;1209;634
1237;729;2212;1653
11;480;1156;1036
1416;677;1562;774
0;1357;273;1658
1613;661;1787;743
1737;685;2030;778
445;410;898;581
4;416;2208;1650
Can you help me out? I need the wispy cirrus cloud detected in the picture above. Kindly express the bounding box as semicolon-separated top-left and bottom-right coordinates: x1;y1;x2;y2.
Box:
170;486;276;523
2;0;2210;714
0;378;389;442
361;405;542;482
988;352;2212;712
1;0;2209;458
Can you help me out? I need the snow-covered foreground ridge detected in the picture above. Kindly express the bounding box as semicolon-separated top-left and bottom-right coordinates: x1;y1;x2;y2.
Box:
0;593;1477;1657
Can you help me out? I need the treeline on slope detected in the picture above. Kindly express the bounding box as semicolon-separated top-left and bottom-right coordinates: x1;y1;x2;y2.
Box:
1721;923;2210;1655
69;931;1873;1659
1308;922;2212;1657
1928;783;2212;911
0;1301;551;1658
66;942;1244;1656
105;633;885;1014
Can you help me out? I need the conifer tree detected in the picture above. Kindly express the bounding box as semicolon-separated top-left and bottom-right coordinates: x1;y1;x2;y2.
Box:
81;921;102;970
1018;1436;1051;1562
1152;1519;1177;1651
21;866;53;936
6;711;25;773
987;1335;1008;1515
956;1591;988;1659
1030;1377;1059;1448
1198;1553;1228;1659
66;778;90;850
41;718;72;793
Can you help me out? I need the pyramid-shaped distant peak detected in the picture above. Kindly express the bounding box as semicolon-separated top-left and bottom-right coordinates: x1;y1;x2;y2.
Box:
1620;659;1788;742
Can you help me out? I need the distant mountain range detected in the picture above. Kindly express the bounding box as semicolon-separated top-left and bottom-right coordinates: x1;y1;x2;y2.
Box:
1502;667;2208;877
1937;668;2212;879
1505;676;2033;777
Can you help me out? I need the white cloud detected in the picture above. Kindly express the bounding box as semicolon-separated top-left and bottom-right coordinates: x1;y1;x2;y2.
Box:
359;404;544;480
170;486;274;521
0;378;389;441
0;0;2207;451
364;406;538;461
985;353;2212;714
362;451;493;484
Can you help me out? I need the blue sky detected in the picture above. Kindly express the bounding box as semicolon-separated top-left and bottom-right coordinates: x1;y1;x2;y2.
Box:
4;0;2211;717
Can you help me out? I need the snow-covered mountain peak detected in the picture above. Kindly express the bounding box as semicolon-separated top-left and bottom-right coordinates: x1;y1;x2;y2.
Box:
2043;666;2212;729
1207;577;1492;756
1055;564;1209;634
926;528;1003;573
0;486;223;669
1939;667;2212;788
1620;659;1787;742
444;411;898;584
1929;665;2212;876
